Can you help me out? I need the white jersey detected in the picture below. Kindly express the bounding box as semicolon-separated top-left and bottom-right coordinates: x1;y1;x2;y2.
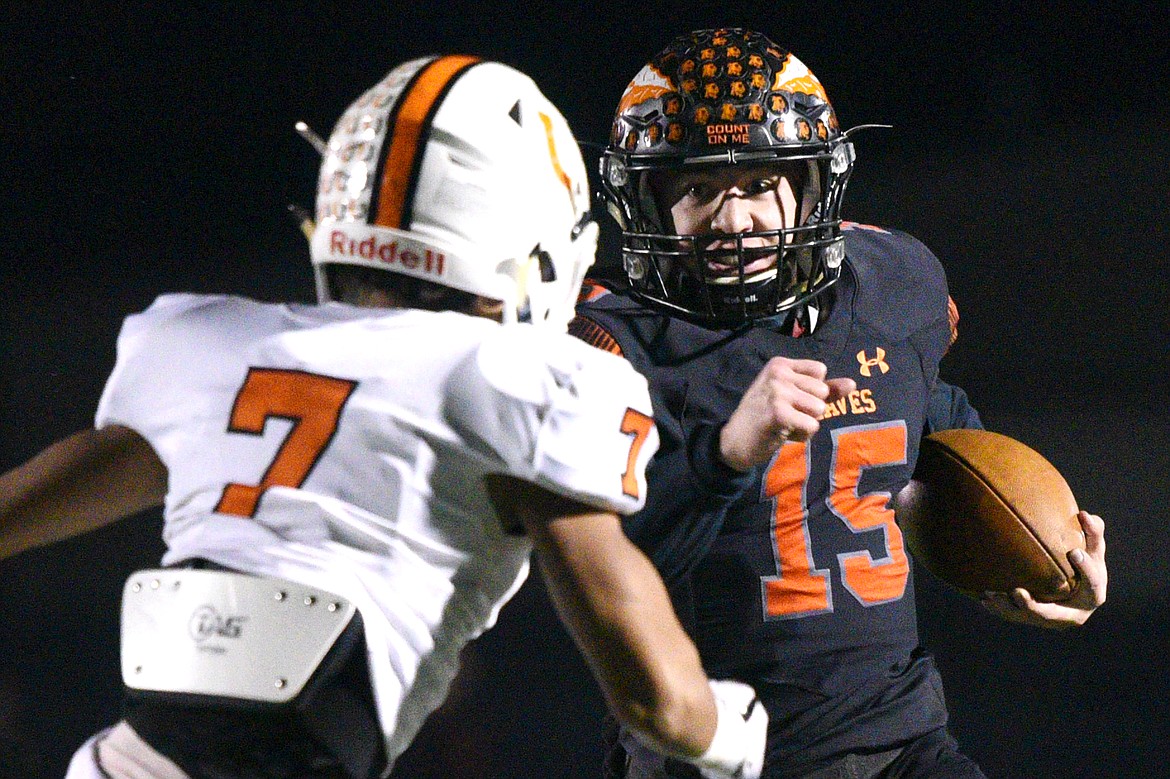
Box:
95;293;659;767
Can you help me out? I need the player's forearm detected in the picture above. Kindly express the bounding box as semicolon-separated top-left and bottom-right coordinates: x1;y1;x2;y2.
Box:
0;426;167;559
486;473;718;756
532;514;717;758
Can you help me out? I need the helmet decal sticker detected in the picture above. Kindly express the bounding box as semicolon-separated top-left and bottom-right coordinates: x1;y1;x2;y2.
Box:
608;29;840;155
770;55;830;103
616;63;674;117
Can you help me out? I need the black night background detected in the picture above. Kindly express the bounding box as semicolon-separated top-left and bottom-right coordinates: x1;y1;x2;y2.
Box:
2;2;1167;776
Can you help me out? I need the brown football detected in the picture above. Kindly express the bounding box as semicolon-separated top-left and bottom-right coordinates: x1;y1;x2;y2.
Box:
896;429;1085;602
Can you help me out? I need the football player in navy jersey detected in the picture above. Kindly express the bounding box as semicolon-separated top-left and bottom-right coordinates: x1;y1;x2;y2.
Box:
571;28;1108;778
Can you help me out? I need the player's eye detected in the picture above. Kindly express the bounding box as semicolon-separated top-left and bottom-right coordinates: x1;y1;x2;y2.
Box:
685;184;709;200
745;176;778;195
663;184;710;210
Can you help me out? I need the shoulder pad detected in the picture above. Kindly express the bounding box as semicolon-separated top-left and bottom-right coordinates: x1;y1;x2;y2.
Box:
111;293;243;366
122;292;225;331
842;226;950;342
471;325;637;406
576;289;734;373
446;326;657;514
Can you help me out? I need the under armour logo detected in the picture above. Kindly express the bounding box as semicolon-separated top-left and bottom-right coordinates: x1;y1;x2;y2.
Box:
856;348;890;377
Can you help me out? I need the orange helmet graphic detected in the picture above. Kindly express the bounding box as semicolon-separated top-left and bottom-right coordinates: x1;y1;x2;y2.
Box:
602;28;857;326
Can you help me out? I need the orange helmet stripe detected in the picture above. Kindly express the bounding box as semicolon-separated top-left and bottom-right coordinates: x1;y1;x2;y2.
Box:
538;110;574;206
374;55;480;229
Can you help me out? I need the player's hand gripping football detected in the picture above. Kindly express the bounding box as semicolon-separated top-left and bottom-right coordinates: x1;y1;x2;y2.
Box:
980;510;1108;628
719;357;856;471
690;679;768;779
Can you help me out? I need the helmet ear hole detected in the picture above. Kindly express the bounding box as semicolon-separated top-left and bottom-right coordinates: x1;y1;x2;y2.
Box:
606;201;628;231
534;246;557;282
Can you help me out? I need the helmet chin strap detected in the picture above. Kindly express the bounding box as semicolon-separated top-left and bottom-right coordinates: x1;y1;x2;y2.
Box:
751;298;820;336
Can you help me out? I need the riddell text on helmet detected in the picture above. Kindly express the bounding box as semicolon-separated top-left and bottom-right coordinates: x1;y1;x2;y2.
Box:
329;230;446;276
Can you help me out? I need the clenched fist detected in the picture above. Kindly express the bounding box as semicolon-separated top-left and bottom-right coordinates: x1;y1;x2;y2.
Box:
719;357;856;471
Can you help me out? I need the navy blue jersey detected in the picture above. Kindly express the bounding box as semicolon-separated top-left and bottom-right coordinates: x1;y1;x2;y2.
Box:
574;224;981;775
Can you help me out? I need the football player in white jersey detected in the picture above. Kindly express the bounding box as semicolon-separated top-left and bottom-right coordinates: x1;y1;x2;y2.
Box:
0;57;767;779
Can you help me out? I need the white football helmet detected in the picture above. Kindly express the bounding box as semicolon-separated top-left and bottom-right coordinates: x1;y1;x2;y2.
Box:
311;56;598;331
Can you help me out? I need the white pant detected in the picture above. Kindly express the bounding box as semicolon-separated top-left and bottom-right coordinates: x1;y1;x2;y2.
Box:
65;722;190;779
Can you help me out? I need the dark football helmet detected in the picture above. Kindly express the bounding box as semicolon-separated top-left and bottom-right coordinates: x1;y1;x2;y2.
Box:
601;28;856;326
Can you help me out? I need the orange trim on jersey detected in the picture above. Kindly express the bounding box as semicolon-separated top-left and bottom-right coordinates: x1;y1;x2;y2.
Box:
577;280;611;304
375;55;480;229
947;296;960;349
841;220;890;234
568;315;623;357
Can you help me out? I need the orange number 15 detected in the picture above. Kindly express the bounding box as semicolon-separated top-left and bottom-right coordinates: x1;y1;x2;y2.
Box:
761;421;910;620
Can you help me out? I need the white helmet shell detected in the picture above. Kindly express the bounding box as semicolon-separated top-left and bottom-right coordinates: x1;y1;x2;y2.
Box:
311;56;597;331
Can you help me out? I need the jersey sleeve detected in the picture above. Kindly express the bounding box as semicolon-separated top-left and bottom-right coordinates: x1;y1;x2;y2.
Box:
925;380;984;433
94;293;233;456
445;326;659;516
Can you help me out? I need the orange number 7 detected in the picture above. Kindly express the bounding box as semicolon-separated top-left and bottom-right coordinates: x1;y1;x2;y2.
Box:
215;368;358;518
620;408;654;499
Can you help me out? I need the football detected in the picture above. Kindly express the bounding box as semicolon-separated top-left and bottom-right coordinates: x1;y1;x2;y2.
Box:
896;429;1086;603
